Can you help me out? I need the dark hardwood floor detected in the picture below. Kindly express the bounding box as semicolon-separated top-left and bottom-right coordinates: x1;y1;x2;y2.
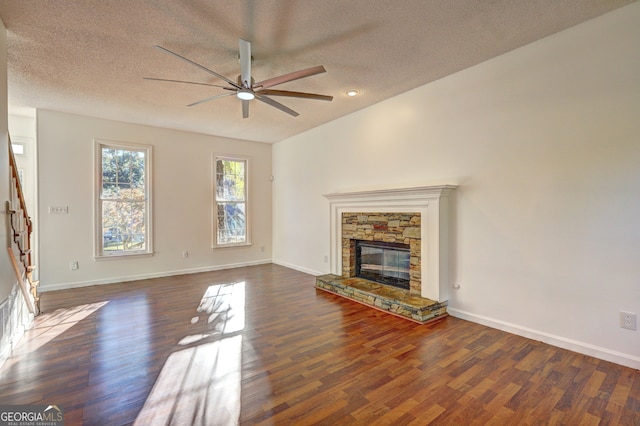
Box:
0;264;638;425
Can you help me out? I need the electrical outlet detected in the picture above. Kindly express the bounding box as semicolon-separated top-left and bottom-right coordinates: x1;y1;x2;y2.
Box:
182;250;189;258
70;260;79;270
620;312;637;330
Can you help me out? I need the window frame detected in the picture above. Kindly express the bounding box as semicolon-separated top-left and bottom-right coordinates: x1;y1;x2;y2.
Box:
94;139;153;259
212;154;250;248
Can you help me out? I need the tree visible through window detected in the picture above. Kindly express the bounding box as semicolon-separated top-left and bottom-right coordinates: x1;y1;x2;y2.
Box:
96;141;152;257
215;157;248;246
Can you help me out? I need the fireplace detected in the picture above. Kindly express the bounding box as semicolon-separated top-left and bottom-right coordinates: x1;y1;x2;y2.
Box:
341;212;421;293
355;240;410;289
317;186;455;322
323;185;456;302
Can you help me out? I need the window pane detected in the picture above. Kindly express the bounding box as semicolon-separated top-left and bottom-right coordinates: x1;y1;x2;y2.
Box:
102;201;118;230
216;174;225;199
131;202;146;233
102;182;117;198
102;148;117;184
102;201;120;250
131;151;145;191
117;149;131;184
11;144;24;155
217;202;246;244
216;159;245;202
117;183;132;199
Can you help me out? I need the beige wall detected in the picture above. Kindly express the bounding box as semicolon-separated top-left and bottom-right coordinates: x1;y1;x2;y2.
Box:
37;110;272;290
273;4;640;367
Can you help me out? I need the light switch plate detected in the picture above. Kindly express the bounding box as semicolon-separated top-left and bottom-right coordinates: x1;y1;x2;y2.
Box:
49;206;68;214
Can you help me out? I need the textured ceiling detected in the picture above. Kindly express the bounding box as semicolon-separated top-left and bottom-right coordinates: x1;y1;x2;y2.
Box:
0;0;635;143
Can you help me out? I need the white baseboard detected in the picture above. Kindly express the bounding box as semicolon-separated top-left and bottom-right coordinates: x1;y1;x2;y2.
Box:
448;308;640;370
272;259;324;276
39;259;273;292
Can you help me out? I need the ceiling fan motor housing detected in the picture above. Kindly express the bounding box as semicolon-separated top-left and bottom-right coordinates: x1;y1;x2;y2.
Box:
237;75;256;89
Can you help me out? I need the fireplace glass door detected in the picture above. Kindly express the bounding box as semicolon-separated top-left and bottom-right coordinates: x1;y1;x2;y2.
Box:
355;240;410;289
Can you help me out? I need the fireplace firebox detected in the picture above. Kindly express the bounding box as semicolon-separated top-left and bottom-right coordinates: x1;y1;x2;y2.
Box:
355;240;411;290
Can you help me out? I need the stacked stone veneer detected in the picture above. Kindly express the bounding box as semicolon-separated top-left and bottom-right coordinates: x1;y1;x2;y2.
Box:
342;212;421;295
315;275;448;324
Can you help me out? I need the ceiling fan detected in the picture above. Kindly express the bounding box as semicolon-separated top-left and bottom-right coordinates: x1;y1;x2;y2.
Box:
145;39;333;118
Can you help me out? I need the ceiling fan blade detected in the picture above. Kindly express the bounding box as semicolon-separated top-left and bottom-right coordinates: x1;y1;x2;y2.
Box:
255;94;299;117
239;39;251;89
256;89;333;101
242;99;250;119
187;92;235;107
154;45;240;89
143;77;230;89
254;65;327;90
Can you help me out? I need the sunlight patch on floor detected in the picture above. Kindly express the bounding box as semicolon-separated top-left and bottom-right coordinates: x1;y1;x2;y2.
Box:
16;302;108;354
135;282;246;425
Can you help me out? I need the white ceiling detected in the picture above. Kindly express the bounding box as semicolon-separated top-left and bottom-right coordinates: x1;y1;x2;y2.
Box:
0;0;634;143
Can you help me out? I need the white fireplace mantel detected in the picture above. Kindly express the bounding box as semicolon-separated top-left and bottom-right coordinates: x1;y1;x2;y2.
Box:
323;186;456;302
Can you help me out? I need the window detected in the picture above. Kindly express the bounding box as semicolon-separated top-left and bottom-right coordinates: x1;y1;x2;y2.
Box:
95;140;152;257
11;143;24;155
214;156;248;246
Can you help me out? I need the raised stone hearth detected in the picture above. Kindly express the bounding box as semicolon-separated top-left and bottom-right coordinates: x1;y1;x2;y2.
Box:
315;275;448;324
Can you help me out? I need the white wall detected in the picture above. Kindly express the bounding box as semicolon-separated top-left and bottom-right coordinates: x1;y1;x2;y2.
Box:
273;3;640;367
37;110;272;290
0;18;12;302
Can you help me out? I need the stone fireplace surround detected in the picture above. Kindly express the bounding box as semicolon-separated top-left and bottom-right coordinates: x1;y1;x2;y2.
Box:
323;186;456;303
342;212;420;293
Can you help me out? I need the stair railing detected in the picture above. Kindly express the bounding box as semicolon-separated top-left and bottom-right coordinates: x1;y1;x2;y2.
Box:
6;137;39;314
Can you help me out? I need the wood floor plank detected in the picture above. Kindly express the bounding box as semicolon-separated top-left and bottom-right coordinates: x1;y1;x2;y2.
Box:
0;264;638;425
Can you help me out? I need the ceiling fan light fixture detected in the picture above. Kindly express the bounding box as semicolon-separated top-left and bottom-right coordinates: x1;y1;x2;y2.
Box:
237;89;255;100
346;89;359;97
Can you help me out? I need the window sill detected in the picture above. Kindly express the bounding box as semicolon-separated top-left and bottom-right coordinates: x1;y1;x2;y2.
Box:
212;242;252;249
95;252;154;261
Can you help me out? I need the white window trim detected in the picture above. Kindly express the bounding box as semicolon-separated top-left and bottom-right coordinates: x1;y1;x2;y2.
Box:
94;139;153;259
212;154;251;248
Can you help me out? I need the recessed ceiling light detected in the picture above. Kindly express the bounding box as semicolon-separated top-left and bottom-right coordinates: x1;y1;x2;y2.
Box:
346;90;359;97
